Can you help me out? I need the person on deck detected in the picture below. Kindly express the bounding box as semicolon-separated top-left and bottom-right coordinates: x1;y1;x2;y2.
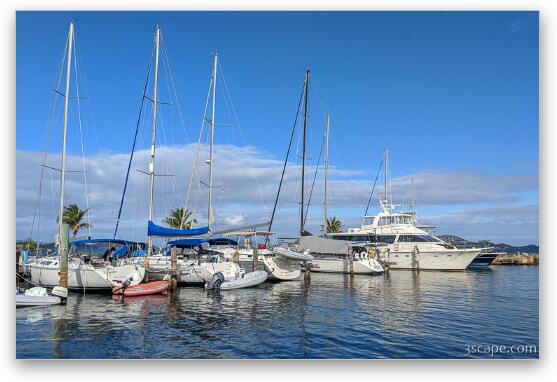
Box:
103;247;116;263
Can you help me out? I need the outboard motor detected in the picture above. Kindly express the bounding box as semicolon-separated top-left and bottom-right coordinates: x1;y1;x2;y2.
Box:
51;286;68;305
205;272;225;290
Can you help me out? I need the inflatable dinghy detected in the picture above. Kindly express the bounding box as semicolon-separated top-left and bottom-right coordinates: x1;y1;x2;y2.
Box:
113;280;169;297
221;270;268;290
16;286;66;307
205;270;268;290
273;246;314;262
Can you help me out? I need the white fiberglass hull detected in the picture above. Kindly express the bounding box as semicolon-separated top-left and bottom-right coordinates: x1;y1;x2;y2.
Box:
141;257;239;284
310;257;384;274
220;270;268;290
16;294;62;307
237;257;301;281
380;248;481;271
261;256;301;280
30;259;145;290
221;247;302;281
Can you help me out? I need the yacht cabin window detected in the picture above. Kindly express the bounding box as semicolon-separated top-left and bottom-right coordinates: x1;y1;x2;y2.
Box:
363;217;375;226
378;217;390;226
331;234;395;243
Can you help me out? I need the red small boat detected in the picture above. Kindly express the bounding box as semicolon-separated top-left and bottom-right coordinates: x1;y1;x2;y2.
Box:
112;280;169;297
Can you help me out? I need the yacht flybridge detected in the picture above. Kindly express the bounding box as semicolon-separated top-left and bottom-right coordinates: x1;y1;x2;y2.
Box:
329;149;482;271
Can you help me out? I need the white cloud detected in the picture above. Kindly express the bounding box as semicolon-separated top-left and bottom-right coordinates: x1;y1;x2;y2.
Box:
16;144;538;244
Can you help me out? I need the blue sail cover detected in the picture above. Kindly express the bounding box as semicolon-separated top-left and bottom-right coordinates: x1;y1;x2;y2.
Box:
147;221;210;237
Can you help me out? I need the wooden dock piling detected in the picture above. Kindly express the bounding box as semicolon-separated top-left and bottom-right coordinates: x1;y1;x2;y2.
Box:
169;246;177;290
59;223;69;289
252;247;259;272
349;248;354;277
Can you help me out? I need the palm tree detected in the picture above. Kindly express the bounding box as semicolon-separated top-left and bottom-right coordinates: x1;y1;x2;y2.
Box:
164;207;197;229
62;204;92;237
326;217;343;233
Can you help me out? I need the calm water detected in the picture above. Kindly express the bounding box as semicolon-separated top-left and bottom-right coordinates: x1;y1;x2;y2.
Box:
16;266;539;359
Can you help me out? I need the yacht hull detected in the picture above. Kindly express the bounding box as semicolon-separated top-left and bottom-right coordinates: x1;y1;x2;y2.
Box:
380;248;481;271
468;252;498;268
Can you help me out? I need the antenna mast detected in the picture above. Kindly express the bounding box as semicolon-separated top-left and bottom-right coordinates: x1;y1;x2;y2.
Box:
383;146;389;209
412;178;416;220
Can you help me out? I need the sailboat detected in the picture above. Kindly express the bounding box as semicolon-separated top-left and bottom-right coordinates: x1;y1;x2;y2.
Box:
327;148;483;271
121;32;262;287
28;22;146;291
273;70;383;275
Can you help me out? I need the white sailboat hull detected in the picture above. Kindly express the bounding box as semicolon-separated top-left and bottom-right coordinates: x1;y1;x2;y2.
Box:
29;259;145;290
310;257;384;274
261;256;301;280
380;248;481;270
141;257;240;284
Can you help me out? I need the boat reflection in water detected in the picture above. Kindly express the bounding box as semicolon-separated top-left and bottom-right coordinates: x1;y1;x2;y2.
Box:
16;267;538;359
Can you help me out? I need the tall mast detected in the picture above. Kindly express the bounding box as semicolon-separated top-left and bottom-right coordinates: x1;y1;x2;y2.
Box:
323;112;330;237
58;21;74;241
300;69;310;236
147;26;161;256
383;146;389;208
208;53;218;231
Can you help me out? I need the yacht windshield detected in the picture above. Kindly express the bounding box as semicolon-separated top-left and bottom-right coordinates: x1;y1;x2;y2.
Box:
396;235;442;243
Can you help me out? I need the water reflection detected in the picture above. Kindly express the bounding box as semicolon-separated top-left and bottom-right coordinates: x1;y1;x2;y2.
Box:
16;267;539;359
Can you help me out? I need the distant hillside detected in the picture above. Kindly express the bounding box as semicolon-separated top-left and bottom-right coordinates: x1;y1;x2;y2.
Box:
438;235;539;254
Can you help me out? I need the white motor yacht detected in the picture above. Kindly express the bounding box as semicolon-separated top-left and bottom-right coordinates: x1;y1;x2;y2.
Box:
327;147;483;271
328;204;481;271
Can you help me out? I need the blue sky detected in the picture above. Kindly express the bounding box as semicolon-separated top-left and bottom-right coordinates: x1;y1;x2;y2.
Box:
16;11;539;245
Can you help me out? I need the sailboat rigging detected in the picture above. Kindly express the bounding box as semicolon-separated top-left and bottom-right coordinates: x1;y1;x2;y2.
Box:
28;21;146;291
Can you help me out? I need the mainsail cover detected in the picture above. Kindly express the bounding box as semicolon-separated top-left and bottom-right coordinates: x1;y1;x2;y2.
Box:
147;221;209;237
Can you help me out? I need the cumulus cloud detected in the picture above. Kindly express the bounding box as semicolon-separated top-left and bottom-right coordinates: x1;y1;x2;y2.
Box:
16;143;538;244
